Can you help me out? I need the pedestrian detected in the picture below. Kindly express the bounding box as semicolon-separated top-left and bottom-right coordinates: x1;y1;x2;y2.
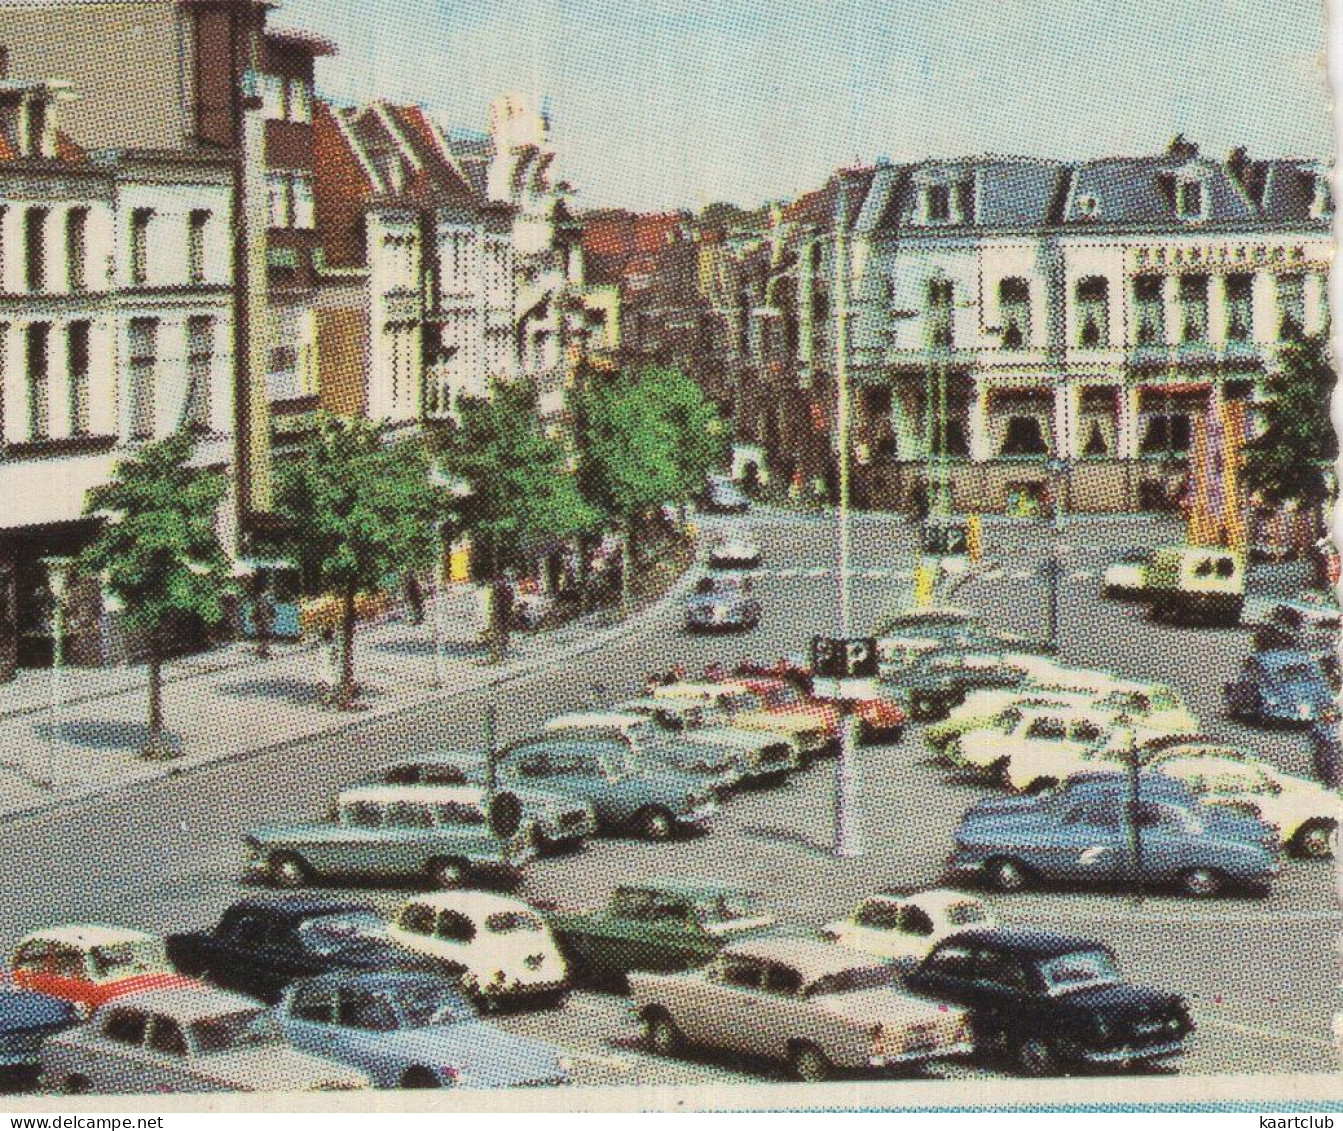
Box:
403;572;425;625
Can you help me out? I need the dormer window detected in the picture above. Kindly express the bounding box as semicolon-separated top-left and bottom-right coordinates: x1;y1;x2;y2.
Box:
1076;194;1100;219
1309;173;1332;220
927;185;951;223
1176;178;1205;220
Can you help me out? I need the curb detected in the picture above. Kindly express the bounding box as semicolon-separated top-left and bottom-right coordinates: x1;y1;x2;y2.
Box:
0;553;703;827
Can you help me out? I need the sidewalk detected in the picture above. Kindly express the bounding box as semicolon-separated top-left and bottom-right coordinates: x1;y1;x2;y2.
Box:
0;571;697;822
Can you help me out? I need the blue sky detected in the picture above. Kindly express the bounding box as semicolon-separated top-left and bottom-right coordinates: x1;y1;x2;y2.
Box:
276;0;1331;211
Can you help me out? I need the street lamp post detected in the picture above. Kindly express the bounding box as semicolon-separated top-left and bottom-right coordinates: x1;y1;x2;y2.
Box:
40;556;76;790
429;465;474;688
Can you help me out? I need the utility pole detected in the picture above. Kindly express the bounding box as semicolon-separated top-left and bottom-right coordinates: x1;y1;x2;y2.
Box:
833;174;861;859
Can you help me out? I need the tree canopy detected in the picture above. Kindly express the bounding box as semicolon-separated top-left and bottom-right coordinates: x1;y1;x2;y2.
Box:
1243;333;1337;507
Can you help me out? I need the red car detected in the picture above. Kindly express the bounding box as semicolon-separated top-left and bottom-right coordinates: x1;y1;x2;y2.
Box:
731;659;906;744
704;666;843;748
11;925;202;1015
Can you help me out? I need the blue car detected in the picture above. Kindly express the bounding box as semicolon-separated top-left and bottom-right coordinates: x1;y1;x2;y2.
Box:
947;777;1280;898
0;979;79;1082
1224;649;1336;726
683;575;761;633
273;971;569;1089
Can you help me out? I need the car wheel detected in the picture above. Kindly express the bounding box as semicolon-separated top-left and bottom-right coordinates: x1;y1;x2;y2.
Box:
61;1074;92;1095
1291;819;1337;860
1178;867;1223;897
428;857;468;889
400;1066;441;1089
635;806;676;841
788;1040;833;1083
644;1008;685;1057
1015;1037;1059;1077
986;857;1032;893
267;851;309;889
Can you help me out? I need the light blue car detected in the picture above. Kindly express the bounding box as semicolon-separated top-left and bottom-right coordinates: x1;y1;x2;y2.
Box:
273;971;569;1089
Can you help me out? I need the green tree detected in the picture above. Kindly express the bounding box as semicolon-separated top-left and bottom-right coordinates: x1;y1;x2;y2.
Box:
638;364;729;506
81;431;232;757
1243;333;1337;543
442;382;599;658
274;413;441;707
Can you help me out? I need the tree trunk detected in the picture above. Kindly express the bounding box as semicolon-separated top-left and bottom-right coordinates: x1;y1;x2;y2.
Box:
144;629;167;758
338;586;358;709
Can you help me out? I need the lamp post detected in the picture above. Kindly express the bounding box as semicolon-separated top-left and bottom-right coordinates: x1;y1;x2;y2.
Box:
40;556;76;790
429;465;474;688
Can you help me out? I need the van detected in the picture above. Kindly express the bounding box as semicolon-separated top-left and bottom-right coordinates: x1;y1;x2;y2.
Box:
1145;545;1245;625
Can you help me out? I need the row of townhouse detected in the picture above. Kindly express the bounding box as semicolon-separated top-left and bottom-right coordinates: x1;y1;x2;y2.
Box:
0;0;613;677
721;138;1332;516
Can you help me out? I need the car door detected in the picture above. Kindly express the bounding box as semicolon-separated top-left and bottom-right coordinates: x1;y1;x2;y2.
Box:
331;986;399;1081
966;949;1033;1046
1121;801;1201;883
432;910;479;980
1049;798;1125;884
280;980;348;1076
143;1012;203;1093
677;955;764;1053
87;1006;155;1092
910;941;981;1008
216;914;288;1002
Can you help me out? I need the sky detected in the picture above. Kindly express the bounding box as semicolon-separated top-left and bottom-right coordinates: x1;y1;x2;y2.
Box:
276;0;1332;212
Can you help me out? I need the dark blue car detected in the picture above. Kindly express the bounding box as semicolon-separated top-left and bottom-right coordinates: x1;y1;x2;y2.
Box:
1223;649;1336;726
947;776;1280;897
0;979;79;1082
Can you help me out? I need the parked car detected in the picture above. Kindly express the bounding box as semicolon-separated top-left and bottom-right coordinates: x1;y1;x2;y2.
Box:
1310;711;1343;790
546;879;776;991
1251;598;1340;655
701;477;750;515
891;649;1059;723
1224;650;1336;726
166;898;436;1005
947;784;1280;896
42;987;370;1094
11;926;200;1015
905;928;1194;1075
630;935;973;1081
949;703;1122;785
708;533;762;570
386;892;568;1009
363;756;597;853
542;714;740;795
1143;742;1338;859
1145;545;1245;625
731;659;907;744
242;785;531;891
821;890;995;968
651;682;831;761
683;575;762;633
273;971;569;1089
0;980;79;1082
612;697;800;780
715;673;842;747
875;605;983;638
1101;548;1153;600
495;734;718;840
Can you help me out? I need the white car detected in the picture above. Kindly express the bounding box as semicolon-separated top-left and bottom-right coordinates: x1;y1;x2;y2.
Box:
387;891;569;1009
42;987;369;1094
1101;549;1152;599
953;704;1124;789
821;890;995;967
1145;743;1340;859
708;534;762;570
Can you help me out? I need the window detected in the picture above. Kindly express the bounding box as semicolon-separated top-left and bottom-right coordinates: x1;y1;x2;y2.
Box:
289;983;336;1024
855;901;902;930
337;990;397;1033
1000;416;1047;456
999;278;1031;348
976;953;1029;992
714;957;763;989
1178;275;1209;343
435;802;486;827
128;317;158;440
1176;179;1204;220
101;1009;148;1047
762;964;803;996
183;316;213;433
1225;274;1254;341
924;944;977;981
287;78;312;123
926;184;951;222
147;1016;188;1057
1276;274;1305;341
342;801;382;828
188;210;210;285
1076;277;1109;347
260;72;286;120
292;175;314;230
267;174;291;229
926;278;954;349
130;208;152;286
25;322;48;440
23;206;46;291
435;911;476;943
901;906;935;936
1133;276;1165;345
222;914;274;949
396;904;436;936
67;321;90;436
65;207;87;291
1140;412;1192;455
384;801;433;829
1025;717;1067;740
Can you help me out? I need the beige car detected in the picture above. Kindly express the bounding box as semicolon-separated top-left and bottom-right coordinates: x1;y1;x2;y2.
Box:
630;935;972;1081
653;682;830;759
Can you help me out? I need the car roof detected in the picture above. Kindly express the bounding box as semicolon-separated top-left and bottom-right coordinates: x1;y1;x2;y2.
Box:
935;927;1105;958
291;969;457;994
617;876;759;901
617;697;700;713
1012;703;1117;722
396;891;540;917
226;897;376;922
868;889;984;915
100;986;259;1020
722;935;879;978
16;924;160;951
661;682;752;696
336;784;487;806
544;713;642;732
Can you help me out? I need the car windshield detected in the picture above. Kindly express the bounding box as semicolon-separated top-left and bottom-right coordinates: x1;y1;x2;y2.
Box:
1037;950;1121;995
721;693;762;713
692;893;765;925
89;940;169;979
392;982;473;1028
485;911;544;934
190;1009;283;1054
944;901;988;926
296;911;389;953
805;965;898;997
